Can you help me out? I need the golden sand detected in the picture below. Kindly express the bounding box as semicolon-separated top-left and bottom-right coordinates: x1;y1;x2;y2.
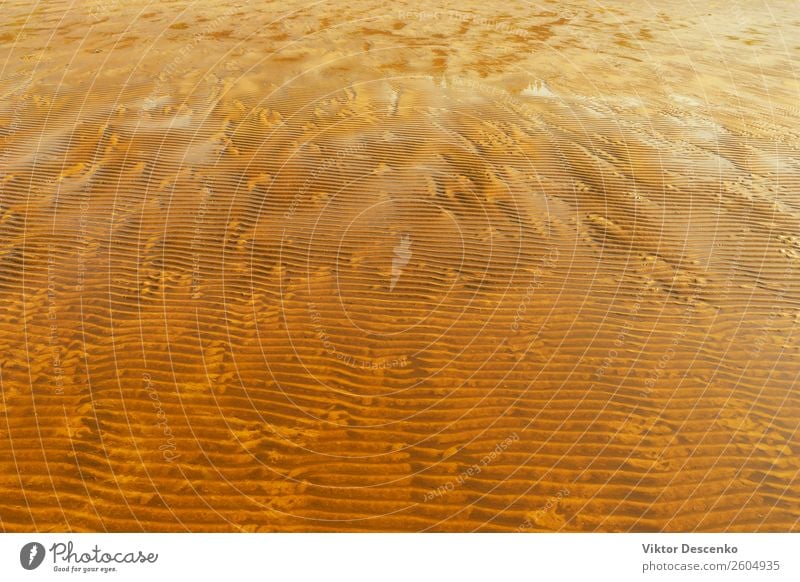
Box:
1;0;799;531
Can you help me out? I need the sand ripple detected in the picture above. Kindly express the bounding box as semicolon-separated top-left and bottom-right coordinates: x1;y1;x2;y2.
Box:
1;0;799;531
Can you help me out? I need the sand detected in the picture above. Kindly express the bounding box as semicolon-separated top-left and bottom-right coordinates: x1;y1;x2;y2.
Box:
1;0;799;531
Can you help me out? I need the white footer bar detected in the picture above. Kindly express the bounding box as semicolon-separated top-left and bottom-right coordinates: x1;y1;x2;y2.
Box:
1;533;797;581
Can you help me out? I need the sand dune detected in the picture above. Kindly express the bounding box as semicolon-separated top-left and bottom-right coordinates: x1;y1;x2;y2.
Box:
1;0;799;531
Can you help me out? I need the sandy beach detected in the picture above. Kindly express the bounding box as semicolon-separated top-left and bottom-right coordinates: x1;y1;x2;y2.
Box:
1;0;799;531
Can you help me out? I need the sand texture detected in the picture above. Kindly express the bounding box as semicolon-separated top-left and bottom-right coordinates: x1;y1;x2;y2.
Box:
1;0;799;531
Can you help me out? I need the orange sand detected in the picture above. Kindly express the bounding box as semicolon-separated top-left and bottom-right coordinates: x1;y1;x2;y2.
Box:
1;0;799;531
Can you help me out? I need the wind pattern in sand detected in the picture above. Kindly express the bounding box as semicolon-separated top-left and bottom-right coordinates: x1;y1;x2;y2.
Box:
1;0;799;531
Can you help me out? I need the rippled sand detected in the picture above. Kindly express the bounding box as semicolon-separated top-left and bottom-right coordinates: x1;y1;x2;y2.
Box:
1;0;799;531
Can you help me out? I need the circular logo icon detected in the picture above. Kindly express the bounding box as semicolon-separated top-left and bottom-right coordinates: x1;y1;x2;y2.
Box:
20;542;45;570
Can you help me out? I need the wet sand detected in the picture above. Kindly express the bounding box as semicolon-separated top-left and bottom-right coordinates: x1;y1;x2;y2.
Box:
1;0;799;531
